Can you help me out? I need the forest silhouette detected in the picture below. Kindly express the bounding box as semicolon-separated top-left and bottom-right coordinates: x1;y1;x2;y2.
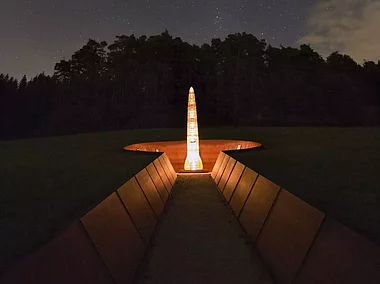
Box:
1;31;380;139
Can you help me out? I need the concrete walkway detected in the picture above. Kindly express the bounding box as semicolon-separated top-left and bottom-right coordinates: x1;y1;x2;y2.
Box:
138;173;273;284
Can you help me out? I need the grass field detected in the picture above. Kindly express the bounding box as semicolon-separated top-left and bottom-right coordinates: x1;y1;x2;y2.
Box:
229;127;380;239
1;127;380;275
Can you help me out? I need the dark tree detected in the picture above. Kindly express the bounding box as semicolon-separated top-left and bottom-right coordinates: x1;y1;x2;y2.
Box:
1;31;380;139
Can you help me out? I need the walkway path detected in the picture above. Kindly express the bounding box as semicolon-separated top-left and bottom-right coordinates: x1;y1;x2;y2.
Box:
138;173;273;284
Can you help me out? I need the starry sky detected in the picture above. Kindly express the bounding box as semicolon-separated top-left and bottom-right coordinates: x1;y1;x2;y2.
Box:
1;0;379;79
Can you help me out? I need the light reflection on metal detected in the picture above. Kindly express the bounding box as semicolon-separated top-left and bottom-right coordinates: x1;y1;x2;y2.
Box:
184;87;203;170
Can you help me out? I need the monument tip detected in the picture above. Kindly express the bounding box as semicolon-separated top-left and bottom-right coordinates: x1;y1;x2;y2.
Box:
189;87;194;93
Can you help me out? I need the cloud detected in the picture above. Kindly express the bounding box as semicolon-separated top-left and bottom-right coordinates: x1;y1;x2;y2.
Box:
299;0;380;63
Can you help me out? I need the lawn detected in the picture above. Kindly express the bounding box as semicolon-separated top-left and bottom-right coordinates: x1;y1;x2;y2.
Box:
224;127;380;246
0;130;164;275
1;127;379;275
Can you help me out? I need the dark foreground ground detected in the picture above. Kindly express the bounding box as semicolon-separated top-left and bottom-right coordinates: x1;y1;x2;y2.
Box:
1;127;379;275
138;174;273;284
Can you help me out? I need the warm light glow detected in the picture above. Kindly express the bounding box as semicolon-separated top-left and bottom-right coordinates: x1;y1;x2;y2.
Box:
184;87;203;170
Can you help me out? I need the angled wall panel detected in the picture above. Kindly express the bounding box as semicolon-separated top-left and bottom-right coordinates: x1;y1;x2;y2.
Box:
229;167;259;217
294;217;380;284
136;168;164;216
211;152;225;179
163;152;177;178
0;222;113;284
153;159;172;193
160;153;177;182
81;193;145;284
218;158;236;192
223;161;245;202
256;189;325;284
239;175;280;242
158;155;175;185
215;155;230;185
146;163;169;202
117;177;158;243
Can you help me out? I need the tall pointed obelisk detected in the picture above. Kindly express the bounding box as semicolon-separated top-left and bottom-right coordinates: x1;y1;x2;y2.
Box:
184;87;203;171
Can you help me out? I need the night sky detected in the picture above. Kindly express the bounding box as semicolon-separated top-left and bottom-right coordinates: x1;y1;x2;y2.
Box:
1;0;379;79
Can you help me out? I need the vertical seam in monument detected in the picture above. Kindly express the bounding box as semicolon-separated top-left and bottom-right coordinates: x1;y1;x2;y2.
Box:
290;215;327;284
155;154;173;190
160;154;173;179
168;159;177;184
115;190;146;243
211;152;221;178
153;161;170;195
146;165;165;204
134;176;160;219
78;220;118;284
158;158;173;187
237;173;260;219
254;187;282;244
163;157;175;185
220;155;230;182
157;154;170;192
166;157;177;183
222;160;236;193
214;154;227;183
216;156;230;185
227;165;246;203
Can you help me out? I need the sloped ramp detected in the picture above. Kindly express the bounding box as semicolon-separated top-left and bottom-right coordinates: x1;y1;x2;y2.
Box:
138;173;273;284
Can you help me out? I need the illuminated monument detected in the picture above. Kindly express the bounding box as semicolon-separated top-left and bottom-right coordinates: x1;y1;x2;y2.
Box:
184;87;203;171
124;86;262;171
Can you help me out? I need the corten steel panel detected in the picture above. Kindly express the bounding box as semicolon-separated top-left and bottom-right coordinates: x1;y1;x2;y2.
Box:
149;161;170;195
162;153;177;181
146;163;169;202
239;175;280;242
155;156;173;186
153;159;172;193
214;154;228;183
81;193;145;284
218;157;236;192
160;153;176;178
211;152;225;179
158;157;174;186
0;222;113;284
230;167;259;216
215;155;230;185
136;168;164;216
151;160;171;194
117;177;158;243
294;217;380;284
158;155;176;185
223;161;245;202
256;189;325;284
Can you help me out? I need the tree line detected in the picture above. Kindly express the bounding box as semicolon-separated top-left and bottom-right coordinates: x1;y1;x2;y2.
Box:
1;31;380;139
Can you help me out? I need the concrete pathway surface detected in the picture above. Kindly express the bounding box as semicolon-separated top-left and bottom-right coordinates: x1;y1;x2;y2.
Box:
137;173;273;284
